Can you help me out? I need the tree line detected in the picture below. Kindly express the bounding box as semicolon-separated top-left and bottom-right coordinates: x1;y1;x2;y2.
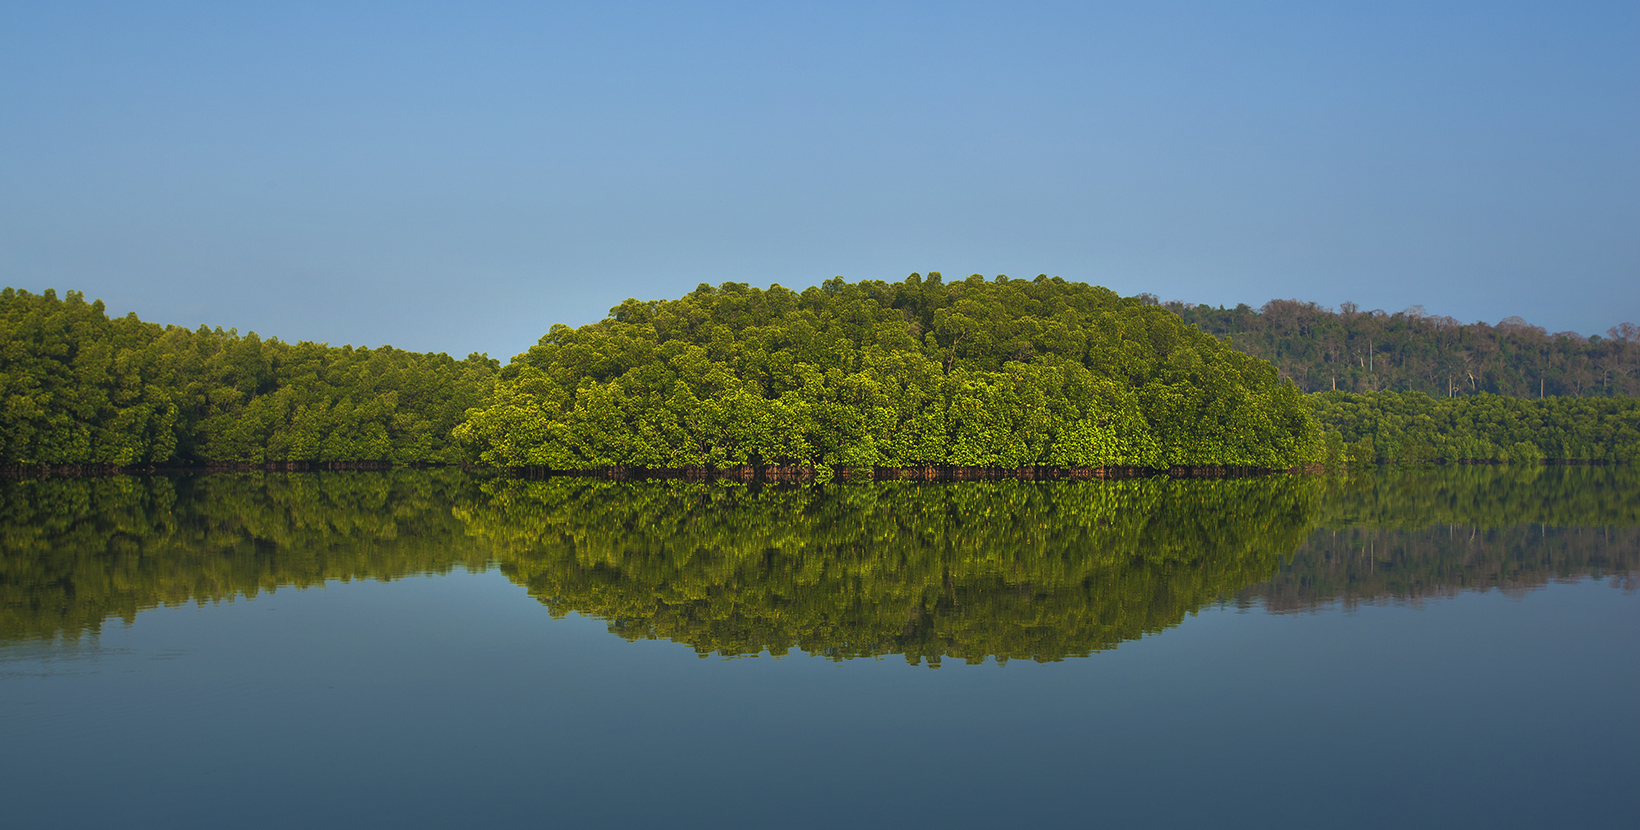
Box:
1;287;497;467
6;279;1640;471
1168;297;1640;398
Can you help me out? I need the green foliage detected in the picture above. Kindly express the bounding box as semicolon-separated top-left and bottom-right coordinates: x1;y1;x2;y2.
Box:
0;287;498;465
455;275;1322;470
12;282;1632;472
1309;391;1640;464
1171;300;1640;397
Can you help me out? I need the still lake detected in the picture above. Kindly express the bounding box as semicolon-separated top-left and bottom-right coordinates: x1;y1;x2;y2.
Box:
2;467;1635;829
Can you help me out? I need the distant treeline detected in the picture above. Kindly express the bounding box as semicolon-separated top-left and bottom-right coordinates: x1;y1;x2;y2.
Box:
1;287;497;467
1169;297;1640;398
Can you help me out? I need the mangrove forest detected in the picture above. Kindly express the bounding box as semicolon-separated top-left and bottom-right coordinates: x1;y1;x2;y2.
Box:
4;276;1639;472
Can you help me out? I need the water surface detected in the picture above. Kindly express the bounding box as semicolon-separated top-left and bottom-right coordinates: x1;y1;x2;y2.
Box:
2;467;1635;828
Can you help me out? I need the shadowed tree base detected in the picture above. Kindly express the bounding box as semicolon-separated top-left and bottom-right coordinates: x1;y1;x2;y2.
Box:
2;460;403;478
502;463;1314;482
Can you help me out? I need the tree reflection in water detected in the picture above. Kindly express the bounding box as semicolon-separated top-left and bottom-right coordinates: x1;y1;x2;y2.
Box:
466;477;1316;665
2;466;1635;664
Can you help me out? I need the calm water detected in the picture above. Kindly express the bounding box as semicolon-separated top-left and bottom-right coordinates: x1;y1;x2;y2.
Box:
2;468;1636;829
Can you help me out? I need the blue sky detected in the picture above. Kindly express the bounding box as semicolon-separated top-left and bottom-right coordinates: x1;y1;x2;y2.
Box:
2;1;1635;359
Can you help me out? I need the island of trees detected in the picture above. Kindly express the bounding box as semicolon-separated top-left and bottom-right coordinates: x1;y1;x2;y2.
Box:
454;274;1321;474
4;277;1639;473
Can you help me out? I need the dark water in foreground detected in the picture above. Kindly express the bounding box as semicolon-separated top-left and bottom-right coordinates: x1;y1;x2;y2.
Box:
2;468;1636;829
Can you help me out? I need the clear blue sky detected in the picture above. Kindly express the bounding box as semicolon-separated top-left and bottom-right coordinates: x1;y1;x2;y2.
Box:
3;1;1636;359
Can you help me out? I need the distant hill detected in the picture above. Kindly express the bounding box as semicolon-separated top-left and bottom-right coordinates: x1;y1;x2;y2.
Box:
1163;297;1639;398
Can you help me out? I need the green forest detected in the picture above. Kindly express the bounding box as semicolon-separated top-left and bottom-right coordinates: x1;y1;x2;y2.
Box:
5;277;1639;471
5;468;1634;662
455;274;1320;472
1;287;496;467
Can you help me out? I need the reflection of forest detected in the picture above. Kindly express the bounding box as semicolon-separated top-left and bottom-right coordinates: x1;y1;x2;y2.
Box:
0;471;493;642
464;477;1316;665
1245;466;1640;611
2;466;1637;663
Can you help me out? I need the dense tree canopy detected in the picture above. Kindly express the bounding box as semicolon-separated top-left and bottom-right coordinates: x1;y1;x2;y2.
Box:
8;281;1637;471
455;274;1322;471
0;287;497;466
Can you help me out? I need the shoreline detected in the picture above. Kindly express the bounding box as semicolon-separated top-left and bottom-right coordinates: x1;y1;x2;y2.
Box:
507;463;1311;482
0;458;1620;480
